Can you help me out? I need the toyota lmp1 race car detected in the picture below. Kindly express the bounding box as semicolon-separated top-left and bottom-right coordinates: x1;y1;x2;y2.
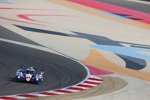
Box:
16;67;44;85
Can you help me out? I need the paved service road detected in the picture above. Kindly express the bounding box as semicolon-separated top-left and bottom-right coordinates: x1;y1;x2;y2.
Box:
97;0;150;14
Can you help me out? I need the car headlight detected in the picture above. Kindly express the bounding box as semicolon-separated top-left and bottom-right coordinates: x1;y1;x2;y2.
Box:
16;71;23;77
36;74;42;79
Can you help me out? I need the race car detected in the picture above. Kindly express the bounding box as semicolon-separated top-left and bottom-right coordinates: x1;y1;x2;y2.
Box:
16;67;44;85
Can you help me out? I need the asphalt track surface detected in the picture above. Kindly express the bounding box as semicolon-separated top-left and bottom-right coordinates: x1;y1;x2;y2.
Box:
141;0;150;2
97;0;150;14
0;26;87;96
0;26;40;46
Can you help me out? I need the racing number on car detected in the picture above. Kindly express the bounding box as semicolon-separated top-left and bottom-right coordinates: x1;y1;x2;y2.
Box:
26;74;32;81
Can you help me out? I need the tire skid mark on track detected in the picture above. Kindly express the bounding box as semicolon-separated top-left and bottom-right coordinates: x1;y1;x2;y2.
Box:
0;76;103;100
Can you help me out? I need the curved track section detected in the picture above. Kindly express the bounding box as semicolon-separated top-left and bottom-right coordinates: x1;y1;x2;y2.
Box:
0;30;88;96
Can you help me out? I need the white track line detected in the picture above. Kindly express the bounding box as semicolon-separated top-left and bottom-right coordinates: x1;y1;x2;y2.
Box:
126;0;150;4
